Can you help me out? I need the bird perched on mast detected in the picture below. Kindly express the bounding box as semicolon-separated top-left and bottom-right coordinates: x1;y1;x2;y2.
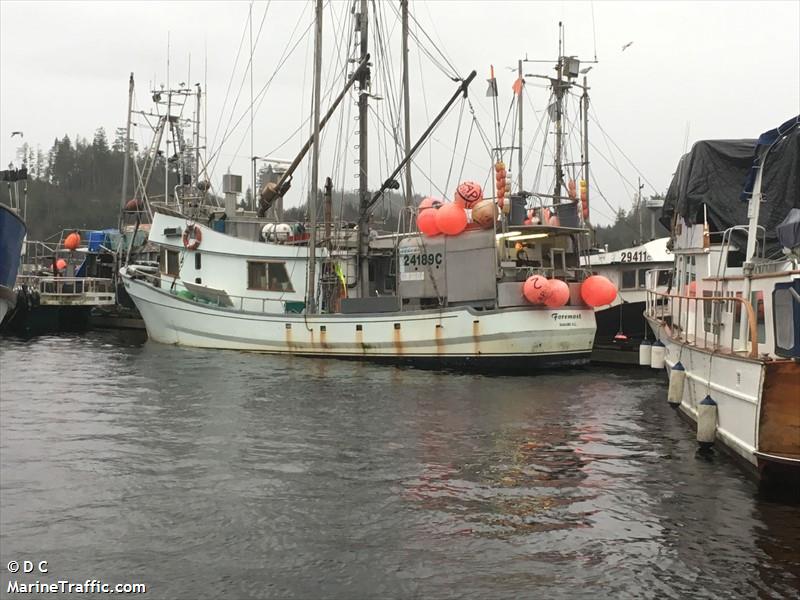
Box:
10;131;23;138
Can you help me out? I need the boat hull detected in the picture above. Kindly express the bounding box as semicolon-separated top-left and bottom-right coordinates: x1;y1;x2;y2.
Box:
0;293;11;325
123;272;596;371
0;205;26;325
646;315;800;478
2;304;93;336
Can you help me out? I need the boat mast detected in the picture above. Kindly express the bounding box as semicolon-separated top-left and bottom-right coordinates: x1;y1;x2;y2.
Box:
307;0;323;313
401;0;412;207
553;23;565;206
581;75;589;222
249;2;255;212
357;0;371;298
516;59;523;193
120;73;134;214
195;83;202;192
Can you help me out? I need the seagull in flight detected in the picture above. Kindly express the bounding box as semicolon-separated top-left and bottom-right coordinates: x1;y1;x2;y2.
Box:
11;131;23;138
621;41;634;52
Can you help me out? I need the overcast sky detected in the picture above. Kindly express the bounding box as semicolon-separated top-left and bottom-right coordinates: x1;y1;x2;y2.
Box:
1;0;798;226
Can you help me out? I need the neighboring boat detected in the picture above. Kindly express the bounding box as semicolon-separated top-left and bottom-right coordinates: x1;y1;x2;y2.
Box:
0;203;26;325
585;237;672;361
91;74;203;331
644;115;800;481
5;231;116;336
121;3;605;371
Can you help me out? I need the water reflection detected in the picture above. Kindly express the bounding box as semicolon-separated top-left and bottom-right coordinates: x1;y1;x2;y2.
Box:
1;333;797;599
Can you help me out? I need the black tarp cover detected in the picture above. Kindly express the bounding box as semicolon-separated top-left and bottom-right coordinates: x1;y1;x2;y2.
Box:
661;115;800;254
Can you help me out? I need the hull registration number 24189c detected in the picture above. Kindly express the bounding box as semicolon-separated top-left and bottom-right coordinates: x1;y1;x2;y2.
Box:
401;252;443;267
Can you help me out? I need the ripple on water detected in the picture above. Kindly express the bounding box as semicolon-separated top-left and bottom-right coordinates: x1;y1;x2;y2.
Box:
1;332;798;599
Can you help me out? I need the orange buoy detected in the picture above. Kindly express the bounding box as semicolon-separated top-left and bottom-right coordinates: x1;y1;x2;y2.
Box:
64;232;80;251
567;179;577;200
523;275;550;305
471;199;497;229
124;198;143;212
435;202;468;235
454;181;483;209
685;281;697;297
579;180;589;219
55;258;67;271
544;279;570;308
417;207;441;236
419;196;443;211
580;275;617;307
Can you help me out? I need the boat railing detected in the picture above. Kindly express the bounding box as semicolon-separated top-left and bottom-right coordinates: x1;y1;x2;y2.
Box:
645;287;758;358
127;267;294;314
714;225;766;281
16;275;116;306
507;264;592;281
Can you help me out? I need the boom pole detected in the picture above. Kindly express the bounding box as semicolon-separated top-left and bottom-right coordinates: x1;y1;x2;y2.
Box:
120;73;134;213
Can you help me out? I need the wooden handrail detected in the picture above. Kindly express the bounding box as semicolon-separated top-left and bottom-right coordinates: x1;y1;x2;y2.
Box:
646;289;759;358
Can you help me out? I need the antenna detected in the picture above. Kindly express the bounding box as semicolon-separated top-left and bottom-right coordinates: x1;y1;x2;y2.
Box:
682;121;691;154
166;32;170;93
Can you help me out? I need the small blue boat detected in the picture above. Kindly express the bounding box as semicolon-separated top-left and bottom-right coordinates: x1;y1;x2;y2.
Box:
0;203;26;325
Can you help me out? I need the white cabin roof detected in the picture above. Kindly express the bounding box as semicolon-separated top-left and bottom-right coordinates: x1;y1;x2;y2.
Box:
584;237;672;266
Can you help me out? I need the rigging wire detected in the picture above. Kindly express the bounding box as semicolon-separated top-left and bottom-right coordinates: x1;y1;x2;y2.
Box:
206;6;314;176
208;9;255;162
589;104;660;194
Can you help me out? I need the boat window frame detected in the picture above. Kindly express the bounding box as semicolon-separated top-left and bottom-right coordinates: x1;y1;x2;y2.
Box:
773;282;800;357
162;248;180;277
247;260;295;293
621;269;637;290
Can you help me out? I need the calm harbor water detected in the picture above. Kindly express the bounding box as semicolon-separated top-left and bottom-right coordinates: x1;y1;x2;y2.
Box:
1;332;798;599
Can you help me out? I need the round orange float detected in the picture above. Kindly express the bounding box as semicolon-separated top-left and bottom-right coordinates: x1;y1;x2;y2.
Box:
580;275;617;307
435;202;467;235
523;275;550;305
64;232;80;251
544;279;570;308
454;181;483;209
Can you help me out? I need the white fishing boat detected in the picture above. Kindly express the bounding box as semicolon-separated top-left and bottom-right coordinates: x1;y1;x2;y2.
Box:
644;116;800;480
121;3;613;371
586;237;672;355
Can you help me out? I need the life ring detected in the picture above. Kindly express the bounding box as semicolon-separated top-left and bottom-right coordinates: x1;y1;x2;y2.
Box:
182;224;202;250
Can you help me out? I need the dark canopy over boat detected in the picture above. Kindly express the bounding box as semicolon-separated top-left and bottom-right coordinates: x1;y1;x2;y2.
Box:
660;115;800;254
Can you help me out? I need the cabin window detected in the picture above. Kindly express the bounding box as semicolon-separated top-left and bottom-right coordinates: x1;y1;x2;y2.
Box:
751;290;766;344
733;291;743;340
702;290;721;334
637;269;648;289
162;249;180;277
773;282;800;358
657;270;671;287
621;270;637;289
195;253;202;269
247;261;294;292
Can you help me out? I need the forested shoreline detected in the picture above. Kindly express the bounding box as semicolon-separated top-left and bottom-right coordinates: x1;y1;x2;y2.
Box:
4;128;666;248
